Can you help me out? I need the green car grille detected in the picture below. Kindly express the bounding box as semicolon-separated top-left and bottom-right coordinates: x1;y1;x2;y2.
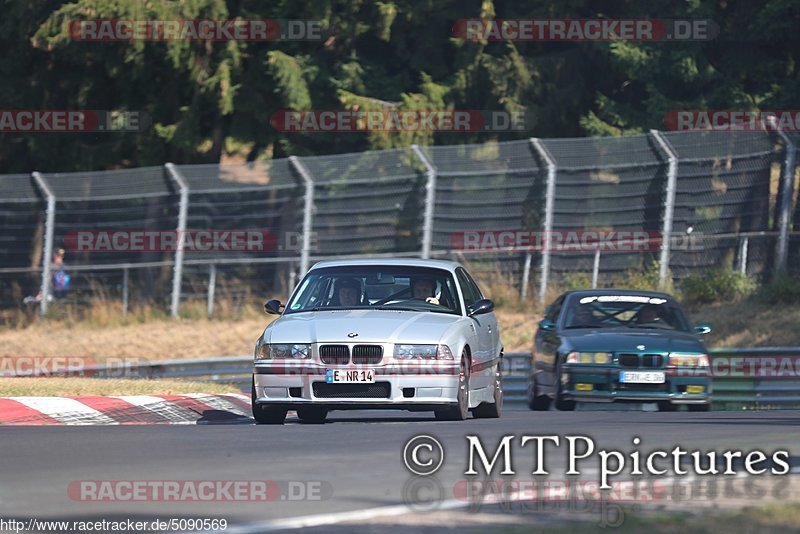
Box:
616;353;665;368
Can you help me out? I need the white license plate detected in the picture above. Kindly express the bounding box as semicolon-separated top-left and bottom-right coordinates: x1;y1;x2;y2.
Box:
619;371;665;384
326;369;375;383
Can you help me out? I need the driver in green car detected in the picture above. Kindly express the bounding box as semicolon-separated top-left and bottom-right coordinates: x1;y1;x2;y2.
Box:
636;304;661;325
570;304;601;327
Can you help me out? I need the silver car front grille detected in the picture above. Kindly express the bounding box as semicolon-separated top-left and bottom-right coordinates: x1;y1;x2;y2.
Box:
319;344;350;365
351;345;383;365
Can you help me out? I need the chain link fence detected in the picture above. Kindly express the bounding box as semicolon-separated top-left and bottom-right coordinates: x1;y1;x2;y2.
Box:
662;130;776;279
1;129;798;318
423;140;544;290
542;133;665;289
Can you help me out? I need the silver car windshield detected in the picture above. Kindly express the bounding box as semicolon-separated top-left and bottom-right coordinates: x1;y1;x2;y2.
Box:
285;266;462;315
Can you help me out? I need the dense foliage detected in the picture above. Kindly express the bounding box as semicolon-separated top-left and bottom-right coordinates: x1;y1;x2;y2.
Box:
0;0;798;172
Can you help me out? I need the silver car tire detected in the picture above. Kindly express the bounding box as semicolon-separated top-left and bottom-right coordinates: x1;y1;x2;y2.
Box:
435;351;470;421
473;359;503;418
251;378;288;425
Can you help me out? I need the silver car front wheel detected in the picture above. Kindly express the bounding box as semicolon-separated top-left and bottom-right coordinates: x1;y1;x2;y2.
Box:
473;359;502;418
435;351;470;421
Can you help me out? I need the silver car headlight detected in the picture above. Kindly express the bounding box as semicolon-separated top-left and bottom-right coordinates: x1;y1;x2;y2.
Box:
255;342;311;360
393;344;454;360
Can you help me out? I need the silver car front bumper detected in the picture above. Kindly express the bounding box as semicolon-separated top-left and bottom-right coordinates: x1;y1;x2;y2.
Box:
253;361;460;407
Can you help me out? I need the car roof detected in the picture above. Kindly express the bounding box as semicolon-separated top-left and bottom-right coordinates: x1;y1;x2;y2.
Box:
560;288;675;300
309;258;463;272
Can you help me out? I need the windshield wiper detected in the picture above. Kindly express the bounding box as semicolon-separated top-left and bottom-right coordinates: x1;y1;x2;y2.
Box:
373;306;423;311
563;324;603;329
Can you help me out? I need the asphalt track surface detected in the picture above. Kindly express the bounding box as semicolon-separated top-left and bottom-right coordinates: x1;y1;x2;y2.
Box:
1;409;799;532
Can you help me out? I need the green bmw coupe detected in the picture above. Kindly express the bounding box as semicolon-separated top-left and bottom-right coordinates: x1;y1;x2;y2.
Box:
528;289;712;412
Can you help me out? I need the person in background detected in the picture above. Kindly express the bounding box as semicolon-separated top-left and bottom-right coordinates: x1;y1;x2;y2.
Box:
24;248;70;304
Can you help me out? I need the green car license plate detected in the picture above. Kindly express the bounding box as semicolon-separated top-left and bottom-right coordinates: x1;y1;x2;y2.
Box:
619;371;665;384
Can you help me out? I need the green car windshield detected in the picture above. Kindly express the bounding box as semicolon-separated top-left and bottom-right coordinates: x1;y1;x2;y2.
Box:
563;295;691;331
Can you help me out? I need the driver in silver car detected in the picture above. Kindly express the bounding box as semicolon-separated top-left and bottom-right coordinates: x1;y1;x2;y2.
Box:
333;277;362;307
411;276;439;305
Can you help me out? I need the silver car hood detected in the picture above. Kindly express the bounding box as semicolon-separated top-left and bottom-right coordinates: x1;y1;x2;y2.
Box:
264;310;464;344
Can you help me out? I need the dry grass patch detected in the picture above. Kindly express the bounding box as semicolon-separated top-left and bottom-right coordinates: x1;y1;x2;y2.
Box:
0;315;276;359
685;301;800;348
0;292;797;363
0;377;239;396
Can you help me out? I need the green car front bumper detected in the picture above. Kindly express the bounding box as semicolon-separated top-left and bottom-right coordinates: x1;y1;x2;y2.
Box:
562;365;711;404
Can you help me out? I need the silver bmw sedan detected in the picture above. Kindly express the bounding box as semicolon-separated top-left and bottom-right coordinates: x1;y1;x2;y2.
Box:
252;259;503;424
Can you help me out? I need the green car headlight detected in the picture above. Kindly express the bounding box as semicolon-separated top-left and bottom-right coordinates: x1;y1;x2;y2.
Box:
593;352;611;364
566;351;612;364
669;353;709;367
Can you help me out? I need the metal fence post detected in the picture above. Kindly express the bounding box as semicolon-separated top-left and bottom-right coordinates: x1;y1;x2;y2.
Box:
591;248;601;288
520;253;533;300
289;156;315;278
772;126;796;274
122;267;129;316
650;130;679;289
530;138;556;304
31;171;55;316
207;263;216;316
738;236;749;274
166;163;189;318
411;145;437;259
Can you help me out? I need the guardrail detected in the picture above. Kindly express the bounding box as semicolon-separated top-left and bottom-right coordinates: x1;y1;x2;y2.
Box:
62;348;800;411
705;348;800;408
503;350;800;410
